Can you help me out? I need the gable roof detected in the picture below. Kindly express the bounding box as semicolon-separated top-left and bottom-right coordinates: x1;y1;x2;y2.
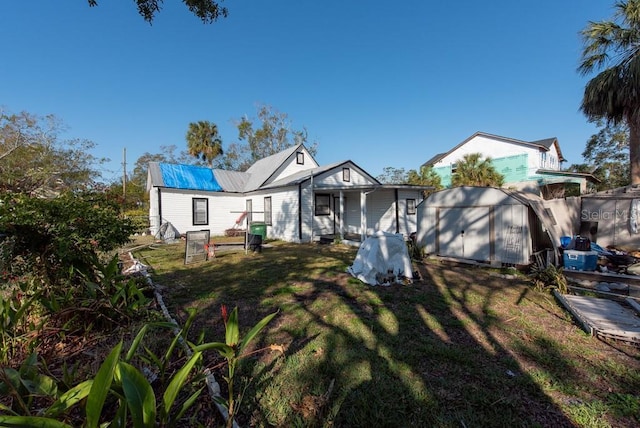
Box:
147;144;429;194
262;160;381;190
422;131;565;168
243;144;308;191
147;144;318;193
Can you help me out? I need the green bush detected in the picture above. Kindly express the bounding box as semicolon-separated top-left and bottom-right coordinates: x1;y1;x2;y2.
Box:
0;191;135;287
124;209;150;234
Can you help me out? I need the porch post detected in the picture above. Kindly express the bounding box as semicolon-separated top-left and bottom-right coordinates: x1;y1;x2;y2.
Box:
339;190;344;240
360;190;367;242
310;173;314;243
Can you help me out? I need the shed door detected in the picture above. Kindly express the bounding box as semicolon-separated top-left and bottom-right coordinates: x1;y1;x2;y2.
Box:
438;207;490;261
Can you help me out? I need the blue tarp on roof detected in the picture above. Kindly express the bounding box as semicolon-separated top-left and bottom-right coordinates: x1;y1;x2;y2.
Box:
159;163;223;191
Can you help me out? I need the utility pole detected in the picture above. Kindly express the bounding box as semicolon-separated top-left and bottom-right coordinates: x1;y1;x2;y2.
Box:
122;148;127;212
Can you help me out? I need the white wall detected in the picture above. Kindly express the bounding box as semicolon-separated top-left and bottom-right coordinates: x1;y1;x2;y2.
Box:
433;134;560;178
156;188;245;237
149;187;161;236
314;163;374;187
245;188;301;242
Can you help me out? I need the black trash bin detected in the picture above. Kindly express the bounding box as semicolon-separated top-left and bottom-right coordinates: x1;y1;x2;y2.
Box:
248;233;263;252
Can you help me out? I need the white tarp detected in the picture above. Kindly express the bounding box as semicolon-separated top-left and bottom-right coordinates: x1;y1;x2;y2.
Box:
347;231;414;286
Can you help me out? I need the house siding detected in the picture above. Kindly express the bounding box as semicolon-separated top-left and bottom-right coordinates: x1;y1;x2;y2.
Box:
149;187;161;235
431;134;561;188
397;189;420;236
314;163;374;187
366;190;396;236
300;182;314;242
155;188;244;237
246;187;300;242
344;195;361;235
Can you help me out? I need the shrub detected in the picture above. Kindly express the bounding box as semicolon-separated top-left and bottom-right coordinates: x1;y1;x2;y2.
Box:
0;191;135;287
529;263;568;293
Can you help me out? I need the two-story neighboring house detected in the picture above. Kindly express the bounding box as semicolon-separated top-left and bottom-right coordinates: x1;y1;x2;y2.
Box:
422;132;597;198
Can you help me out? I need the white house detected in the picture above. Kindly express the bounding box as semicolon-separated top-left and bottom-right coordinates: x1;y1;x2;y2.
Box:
147;144;430;243
423;132;597;198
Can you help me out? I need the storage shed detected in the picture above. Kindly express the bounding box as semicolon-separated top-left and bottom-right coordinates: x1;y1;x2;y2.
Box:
580;185;640;248
416;186;570;266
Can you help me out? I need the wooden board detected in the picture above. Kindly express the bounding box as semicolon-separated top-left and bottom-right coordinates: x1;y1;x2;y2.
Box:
555;292;640;343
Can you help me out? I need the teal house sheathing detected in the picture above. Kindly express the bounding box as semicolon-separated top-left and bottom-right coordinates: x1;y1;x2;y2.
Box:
424;132;596;197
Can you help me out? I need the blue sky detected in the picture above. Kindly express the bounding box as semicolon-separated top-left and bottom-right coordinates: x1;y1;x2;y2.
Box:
0;1;616;183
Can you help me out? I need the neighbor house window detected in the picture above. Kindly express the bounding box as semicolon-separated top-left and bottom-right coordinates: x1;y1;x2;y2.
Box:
343;167;350;182
315;194;330;216
451;163;458;174
407;199;416;215
264;197;272;225
192;198;208;225
296;151;304;164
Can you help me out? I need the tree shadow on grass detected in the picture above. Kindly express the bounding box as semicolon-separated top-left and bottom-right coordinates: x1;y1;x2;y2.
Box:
137;243;640;427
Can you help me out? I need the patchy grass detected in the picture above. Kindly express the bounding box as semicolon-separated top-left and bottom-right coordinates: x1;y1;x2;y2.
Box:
134;241;640;428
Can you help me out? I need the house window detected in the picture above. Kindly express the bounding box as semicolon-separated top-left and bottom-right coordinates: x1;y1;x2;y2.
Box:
192;198;208;225
451;163;458;174
315;194;330;216
407;199;416;215
343;167;350;182
264;197;272;225
296;152;304;165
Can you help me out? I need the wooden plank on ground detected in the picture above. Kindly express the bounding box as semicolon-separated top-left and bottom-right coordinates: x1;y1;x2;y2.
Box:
557;293;640;342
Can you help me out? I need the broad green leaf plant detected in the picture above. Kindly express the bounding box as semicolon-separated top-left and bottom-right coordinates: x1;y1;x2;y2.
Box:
0;306;280;427
194;305;280;428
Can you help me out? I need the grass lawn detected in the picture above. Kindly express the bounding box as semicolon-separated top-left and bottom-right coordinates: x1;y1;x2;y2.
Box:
133;239;640;427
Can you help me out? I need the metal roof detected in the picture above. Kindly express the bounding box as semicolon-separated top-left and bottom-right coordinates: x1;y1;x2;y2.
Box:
213;169;249;193
243;144;305;191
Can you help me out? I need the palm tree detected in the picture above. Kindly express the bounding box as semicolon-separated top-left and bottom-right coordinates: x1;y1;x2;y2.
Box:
451;153;504;187
185;120;223;167
578;0;640;184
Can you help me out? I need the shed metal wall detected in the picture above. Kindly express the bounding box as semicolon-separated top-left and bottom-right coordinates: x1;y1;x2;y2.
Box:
417;187;533;264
